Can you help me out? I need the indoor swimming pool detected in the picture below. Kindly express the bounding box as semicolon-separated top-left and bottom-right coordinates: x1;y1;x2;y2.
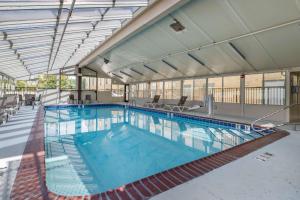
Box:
44;105;265;196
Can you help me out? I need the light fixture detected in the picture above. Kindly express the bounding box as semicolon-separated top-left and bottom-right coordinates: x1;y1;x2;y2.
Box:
170;18;185;32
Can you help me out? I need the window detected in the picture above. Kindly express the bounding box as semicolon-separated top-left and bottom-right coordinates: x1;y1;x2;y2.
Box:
130;84;137;98
38;74;57;89
208;77;222;102
60;75;76;90
81;76;90;90
245;74;263;104
264;72;285;105
150;81;163;98
112;84;124;97
138;83;148;98
194;79;206;101
172;81;181;99
98;78;111;91
81;76;97;90
90;77;97;90
164;80;181;99
183;80;193;100
164;81;172;99
223;76;240;103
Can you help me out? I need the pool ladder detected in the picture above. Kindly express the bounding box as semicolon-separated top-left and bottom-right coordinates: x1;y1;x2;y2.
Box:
251;104;297;132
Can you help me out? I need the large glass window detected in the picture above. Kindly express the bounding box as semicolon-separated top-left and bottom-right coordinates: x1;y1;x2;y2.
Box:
81;76;90;90
60;75;76;90
245;74;263;104
183;80;193;100
223;76;240;103
264;72;285;105
130;84;137;98
98;78;111;91
150;81;163;98
164;81;172;99
138;83;148;98
90;77;97;90
164;80;181;99
112;84;124;97
208;77;222;102
194;79;206;101
38;74;57;89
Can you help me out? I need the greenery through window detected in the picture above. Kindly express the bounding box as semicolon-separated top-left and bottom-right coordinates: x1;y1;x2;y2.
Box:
60;75;76;90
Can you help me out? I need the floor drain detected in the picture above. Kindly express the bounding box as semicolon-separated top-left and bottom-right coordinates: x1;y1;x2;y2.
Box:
256;152;274;162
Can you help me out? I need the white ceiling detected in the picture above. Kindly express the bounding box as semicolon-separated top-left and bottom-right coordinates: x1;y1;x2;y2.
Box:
0;0;149;79
88;0;300;83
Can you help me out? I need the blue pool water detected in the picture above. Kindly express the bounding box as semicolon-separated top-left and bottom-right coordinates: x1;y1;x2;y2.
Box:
44;105;262;195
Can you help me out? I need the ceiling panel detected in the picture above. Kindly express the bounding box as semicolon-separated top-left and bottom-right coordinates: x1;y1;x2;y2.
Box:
256;24;300;68
192;46;245;74
228;0;300;31
164;53;213;77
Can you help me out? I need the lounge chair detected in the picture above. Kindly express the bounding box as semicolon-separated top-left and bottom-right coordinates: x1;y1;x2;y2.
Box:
144;95;161;108
164;96;188;112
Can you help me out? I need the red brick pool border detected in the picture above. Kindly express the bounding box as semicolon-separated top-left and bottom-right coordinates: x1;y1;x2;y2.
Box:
10;106;289;200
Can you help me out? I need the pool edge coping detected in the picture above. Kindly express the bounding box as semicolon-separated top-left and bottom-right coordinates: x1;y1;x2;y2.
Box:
10;105;289;200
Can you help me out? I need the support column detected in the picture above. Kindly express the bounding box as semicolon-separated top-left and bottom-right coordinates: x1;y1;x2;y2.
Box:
240;74;245;117
77;67;82;103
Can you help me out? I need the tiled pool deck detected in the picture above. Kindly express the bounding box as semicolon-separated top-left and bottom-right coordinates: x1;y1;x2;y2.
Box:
9;105;289;200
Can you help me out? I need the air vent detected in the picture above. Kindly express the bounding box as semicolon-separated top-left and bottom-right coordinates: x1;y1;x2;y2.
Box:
170;19;185;32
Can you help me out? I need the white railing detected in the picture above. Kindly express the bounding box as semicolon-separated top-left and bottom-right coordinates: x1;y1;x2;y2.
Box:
251;104;297;132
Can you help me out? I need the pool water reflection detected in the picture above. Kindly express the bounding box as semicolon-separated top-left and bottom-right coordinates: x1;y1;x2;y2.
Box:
44;106;259;196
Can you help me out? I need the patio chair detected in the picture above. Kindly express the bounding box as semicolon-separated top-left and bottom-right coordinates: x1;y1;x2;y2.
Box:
2;95;18;116
35;94;42;105
164;96;188;112
18;95;24;107
85;94;92;104
68;94;75;104
144;95;161;108
24;94;34;106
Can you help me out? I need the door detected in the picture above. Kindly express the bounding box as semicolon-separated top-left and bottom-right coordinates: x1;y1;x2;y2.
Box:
290;72;300;122
124;84;129;102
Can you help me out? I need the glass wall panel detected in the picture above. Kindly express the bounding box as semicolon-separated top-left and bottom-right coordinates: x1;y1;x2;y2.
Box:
90;77;97;90
208;77;222;102
60;75;76;90
245;74;263;104
112;84;124;97
194;79;206;101
183;80;193;100
98;78;111;91
138;83;148;98
81;77;90;90
164;81;172;99
264;72;285;105
223;76;240;103
172;81;181;99
130;84;137;98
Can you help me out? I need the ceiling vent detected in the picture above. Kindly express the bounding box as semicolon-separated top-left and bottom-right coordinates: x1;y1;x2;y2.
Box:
170;18;185;32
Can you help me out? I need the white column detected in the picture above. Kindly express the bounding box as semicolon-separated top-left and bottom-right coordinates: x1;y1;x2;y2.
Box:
240;74;245;117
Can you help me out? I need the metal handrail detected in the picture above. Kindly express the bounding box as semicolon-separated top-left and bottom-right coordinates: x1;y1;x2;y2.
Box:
251;104;297;132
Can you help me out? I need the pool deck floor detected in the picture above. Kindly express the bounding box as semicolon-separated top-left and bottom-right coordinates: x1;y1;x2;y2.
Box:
152;129;300;200
0;105;299;200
